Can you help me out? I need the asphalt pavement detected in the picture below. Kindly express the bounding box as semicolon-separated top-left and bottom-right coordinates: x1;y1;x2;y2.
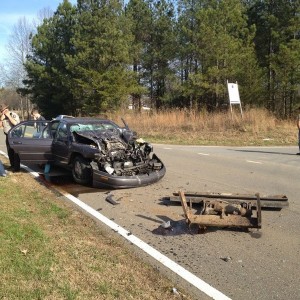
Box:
1;130;300;300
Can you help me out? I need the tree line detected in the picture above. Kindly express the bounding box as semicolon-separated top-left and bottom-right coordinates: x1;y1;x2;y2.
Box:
14;0;300;118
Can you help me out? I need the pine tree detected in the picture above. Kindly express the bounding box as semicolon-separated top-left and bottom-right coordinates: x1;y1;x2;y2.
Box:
23;0;138;116
177;0;262;110
142;0;176;109
22;0;77;117
65;0;136;114
176;0;205;109
245;0;300;115
125;0;152;110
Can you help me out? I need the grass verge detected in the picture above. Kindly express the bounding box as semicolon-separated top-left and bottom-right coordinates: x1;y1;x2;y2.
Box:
0;158;190;300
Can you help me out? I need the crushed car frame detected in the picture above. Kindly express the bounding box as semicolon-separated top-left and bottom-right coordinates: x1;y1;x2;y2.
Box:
7;117;166;189
178;190;262;231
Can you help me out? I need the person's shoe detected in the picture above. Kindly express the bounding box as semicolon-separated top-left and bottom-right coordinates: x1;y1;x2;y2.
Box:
296;152;300;155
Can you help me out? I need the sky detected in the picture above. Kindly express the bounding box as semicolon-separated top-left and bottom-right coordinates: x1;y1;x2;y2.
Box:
0;0;76;65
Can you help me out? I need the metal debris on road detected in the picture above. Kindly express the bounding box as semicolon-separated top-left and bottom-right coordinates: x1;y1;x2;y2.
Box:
161;220;171;229
220;256;232;262
169;191;289;210
178;190;262;232
105;194;120;205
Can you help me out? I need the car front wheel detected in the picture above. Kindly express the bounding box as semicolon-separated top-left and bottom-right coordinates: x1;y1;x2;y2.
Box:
72;156;92;185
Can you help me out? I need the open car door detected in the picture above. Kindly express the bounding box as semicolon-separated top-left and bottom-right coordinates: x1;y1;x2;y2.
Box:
7;120;55;164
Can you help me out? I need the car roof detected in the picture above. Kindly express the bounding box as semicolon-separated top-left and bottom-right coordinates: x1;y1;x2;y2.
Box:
56;117;117;124
53;115;74;120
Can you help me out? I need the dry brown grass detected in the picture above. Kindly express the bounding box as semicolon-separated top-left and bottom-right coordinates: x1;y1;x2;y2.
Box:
109;108;297;146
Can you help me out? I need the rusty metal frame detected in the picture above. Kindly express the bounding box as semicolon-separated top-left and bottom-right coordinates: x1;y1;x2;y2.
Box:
178;190;262;230
170;191;288;210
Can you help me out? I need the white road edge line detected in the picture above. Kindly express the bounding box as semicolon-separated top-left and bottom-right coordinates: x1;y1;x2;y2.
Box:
0;150;231;300
246;160;262;164
198;153;210;156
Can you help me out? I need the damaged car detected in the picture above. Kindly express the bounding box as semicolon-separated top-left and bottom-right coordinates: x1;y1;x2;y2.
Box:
7;117;166;188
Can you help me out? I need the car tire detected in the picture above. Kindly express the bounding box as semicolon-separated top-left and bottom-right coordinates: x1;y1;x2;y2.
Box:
72;156;92;185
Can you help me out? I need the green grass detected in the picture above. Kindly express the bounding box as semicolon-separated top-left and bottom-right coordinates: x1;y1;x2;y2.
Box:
0;160;189;300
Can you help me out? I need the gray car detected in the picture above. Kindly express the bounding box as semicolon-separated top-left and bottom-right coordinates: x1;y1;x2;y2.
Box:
7;117;166;189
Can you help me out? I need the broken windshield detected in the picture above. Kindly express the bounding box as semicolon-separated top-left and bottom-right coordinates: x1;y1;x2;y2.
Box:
70;122;118;133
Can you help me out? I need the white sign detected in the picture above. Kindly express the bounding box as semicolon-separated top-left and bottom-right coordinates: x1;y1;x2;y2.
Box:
227;82;241;104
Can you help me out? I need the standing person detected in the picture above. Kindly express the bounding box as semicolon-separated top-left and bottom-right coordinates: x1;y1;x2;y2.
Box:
297;106;300;155
31;108;45;132
0;103;20;168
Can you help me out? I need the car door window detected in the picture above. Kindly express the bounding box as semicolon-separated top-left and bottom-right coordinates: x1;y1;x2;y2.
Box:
55;123;68;142
10;121;46;139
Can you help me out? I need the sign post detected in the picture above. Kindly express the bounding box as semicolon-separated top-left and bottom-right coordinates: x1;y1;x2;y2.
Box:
227;80;243;118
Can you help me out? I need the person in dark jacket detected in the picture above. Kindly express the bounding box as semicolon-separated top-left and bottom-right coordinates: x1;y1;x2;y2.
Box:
31;108;46;132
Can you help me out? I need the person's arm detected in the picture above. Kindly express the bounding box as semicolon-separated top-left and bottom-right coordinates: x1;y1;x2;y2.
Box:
4;111;19;126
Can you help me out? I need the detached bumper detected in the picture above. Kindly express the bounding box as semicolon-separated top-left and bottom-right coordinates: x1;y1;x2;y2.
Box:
92;157;166;189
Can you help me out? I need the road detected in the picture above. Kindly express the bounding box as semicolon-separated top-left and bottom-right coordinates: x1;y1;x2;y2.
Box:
1;131;299;300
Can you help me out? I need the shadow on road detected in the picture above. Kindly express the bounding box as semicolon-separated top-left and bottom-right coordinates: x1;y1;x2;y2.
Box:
231;149;297;156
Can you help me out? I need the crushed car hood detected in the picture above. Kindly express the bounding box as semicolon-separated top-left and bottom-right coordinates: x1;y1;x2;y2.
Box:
73;130;117;142
73;130;126;149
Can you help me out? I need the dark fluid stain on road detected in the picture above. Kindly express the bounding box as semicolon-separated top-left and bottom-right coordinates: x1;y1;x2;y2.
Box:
152;220;198;236
39;174;108;197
